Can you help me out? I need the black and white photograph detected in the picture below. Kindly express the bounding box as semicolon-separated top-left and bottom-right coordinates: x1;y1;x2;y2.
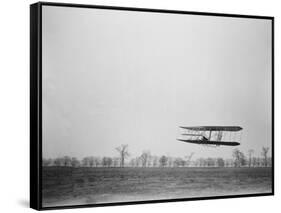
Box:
30;2;273;209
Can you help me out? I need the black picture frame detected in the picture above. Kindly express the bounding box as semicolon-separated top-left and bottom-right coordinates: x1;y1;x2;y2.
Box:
30;2;274;210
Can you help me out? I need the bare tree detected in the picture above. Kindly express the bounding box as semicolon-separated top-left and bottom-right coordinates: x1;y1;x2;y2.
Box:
267;157;272;167
82;157;89;167
54;157;62;166
42;158;52;167
261;147;270;167
88;156;95;167
197;158;206;167
116;144;129;167
135;157;141;167
129;158;136;167
62;156;72;166
94;157;101;167
113;157;120;167
139;151;151;167
206;158;215;167
102;157;113;167
224;159;234;167
217;158;225;167
173;157;185;167
185;152;194;167
159;155;168;167
167;157;174;167
248;149;254;167
232;149;246;167
71;157;80;167
252;157;257;167
147;155;152;167
152;156;159;167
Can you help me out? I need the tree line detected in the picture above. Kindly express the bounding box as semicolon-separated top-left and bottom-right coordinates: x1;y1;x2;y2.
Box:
43;144;272;168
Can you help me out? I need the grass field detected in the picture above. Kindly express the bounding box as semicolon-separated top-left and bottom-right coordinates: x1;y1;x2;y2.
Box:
42;167;272;207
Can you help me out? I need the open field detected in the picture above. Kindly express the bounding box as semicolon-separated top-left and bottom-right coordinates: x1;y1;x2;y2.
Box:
42;167;272;207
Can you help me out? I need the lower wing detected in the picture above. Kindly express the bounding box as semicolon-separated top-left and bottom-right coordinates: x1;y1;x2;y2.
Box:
177;139;240;146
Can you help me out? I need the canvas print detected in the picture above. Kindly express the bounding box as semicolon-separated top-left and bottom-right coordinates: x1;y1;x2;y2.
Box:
40;4;273;208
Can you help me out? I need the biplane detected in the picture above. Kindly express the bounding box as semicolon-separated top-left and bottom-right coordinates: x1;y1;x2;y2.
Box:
177;126;243;146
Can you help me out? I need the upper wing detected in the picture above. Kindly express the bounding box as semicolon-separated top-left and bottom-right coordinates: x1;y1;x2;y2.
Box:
179;126;242;132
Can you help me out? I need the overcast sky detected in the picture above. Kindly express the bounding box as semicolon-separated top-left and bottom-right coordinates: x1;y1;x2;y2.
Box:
42;6;272;160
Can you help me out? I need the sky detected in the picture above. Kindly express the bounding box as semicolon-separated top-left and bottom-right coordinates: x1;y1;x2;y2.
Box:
42;5;272;160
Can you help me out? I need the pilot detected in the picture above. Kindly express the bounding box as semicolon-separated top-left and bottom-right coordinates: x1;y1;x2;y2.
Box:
202;136;208;141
